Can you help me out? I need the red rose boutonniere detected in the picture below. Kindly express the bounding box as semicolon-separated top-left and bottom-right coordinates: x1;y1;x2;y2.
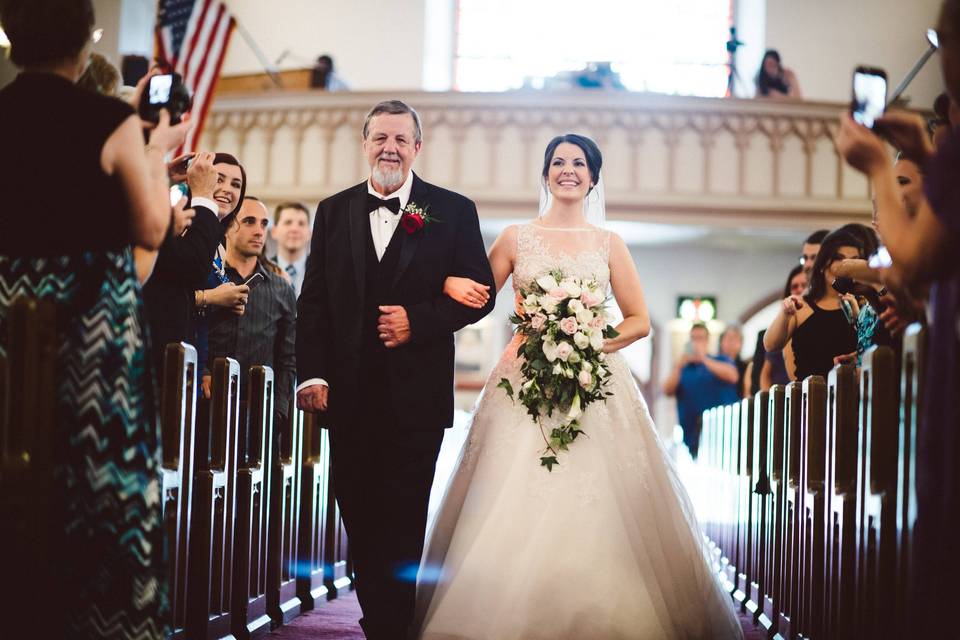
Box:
400;201;438;235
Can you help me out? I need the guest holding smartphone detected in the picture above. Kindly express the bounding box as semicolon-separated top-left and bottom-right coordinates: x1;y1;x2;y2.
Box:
764;229;863;380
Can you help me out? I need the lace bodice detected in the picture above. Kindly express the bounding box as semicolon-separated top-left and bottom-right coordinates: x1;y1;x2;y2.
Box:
513;223;611;293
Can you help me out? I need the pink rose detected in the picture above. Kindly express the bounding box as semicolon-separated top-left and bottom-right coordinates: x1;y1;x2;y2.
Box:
559;316;578;335
581;290;601;308
549;287;568;300
590;315;606;330
530;313;547;330
555;342;574;361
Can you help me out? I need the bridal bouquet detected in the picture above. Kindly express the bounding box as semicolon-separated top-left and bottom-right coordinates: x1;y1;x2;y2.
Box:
498;270;619;471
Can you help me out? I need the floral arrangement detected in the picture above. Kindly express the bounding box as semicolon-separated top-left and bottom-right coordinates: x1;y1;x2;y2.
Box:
498;270;619;471
400;201;438;234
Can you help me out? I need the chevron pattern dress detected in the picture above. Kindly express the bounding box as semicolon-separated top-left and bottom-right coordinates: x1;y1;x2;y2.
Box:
0;249;165;639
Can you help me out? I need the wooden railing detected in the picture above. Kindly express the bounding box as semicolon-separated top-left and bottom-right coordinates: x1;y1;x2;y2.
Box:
201;91;873;228
697;326;926;639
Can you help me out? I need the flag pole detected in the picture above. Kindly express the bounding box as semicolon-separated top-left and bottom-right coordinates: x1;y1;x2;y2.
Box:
233;18;283;88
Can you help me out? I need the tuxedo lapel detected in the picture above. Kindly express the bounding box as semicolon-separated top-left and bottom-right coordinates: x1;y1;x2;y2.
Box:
347;185;368;303
390;174;429;290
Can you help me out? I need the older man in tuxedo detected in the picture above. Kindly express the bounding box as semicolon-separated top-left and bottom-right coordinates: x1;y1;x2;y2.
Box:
296;100;494;639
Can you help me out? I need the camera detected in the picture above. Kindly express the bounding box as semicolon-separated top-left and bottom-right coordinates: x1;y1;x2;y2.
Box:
139;73;193;125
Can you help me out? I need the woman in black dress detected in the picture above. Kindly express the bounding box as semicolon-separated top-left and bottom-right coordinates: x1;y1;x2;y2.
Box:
0;1;205;636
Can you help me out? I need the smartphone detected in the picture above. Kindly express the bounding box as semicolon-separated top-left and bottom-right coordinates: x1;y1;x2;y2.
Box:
139;72;192;125
868;246;893;269
148;74;173;105
169;182;188;206
243;272;265;290
852;66;888;129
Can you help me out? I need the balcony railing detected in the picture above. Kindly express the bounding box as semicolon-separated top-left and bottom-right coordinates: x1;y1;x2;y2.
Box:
202;90;871;228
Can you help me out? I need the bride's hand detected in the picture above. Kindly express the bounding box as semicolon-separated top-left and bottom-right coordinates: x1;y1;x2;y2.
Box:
444;276;490;309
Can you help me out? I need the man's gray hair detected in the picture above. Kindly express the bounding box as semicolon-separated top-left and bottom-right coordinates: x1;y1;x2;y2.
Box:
362;100;423;144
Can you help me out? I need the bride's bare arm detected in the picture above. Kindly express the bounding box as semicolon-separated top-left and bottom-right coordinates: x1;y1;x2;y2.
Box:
487;224;518;292
442;225;517;308
604;233;651;353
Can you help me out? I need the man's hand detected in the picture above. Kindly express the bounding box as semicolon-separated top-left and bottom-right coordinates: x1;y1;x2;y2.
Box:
187;150;217;200
172;196;194;236
378;305;412;348
297;385;329;412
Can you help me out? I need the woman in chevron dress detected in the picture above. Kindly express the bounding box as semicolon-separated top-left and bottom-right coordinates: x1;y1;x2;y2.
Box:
0;1;194;636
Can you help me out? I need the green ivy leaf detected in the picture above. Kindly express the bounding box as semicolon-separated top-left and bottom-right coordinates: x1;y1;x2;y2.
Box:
540;455;559;471
497;378;514;400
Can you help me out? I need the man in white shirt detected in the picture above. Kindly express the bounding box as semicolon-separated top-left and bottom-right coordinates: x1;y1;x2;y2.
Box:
269;201;311;296
295;100;494;639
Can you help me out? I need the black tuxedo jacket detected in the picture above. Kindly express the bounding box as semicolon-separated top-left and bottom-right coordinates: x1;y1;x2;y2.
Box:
143;204;228;376
296;174;495;431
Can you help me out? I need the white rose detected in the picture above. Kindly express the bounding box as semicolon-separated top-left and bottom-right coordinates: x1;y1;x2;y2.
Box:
573;331;590;350
567;299;584;314
542;340;559;362
581;361;593;373
539;295;560;314
560;279;582;298
568;352;581;364
576;308;594;325
578;370;594;389
590;331;605;350
555;341;574;362
536;275;559;292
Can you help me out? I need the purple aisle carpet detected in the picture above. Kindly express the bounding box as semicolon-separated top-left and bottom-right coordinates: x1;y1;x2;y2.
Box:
269;591;767;639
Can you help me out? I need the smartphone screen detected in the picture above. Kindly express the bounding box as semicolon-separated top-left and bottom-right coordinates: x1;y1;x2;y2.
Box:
868;246;893;269
148;74;173;105
852;68;887;128
169;183;187;206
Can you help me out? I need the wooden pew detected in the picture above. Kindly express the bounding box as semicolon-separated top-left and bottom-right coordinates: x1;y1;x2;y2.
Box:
232;366;276;638
0;297;57;635
721;403;740;590
800;375;828;640
823;364;858;640
296;410;332;609
854;346;899;638
188;356;241;638
762;385;788;637
775;381;805;640
159;343;200;638
734;398;755;610
896;324;925;635
268;402;304;625
702;407;724;574
749;391;772;623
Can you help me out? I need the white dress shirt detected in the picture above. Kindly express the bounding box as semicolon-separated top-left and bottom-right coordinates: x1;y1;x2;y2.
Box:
296;171;414;395
276;253;308;297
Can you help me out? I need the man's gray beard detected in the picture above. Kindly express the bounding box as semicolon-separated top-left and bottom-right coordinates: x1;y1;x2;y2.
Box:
372;165;404;191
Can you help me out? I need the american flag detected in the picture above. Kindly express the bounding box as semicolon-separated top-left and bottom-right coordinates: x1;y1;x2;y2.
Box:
156;0;236;153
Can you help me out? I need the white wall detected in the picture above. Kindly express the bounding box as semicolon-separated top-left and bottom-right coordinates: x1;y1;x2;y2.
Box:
764;0;944;108
221;0;427;90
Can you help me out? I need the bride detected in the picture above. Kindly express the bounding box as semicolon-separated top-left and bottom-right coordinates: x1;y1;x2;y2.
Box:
414;134;744;639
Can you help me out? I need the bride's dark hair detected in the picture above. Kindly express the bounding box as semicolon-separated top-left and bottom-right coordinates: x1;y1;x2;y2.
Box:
542;134;602;188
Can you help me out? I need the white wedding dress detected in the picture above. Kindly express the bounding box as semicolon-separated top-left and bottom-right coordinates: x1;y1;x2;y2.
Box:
415;224;743;639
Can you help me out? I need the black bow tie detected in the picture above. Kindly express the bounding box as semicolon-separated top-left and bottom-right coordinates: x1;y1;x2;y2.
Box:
367;194;402;214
